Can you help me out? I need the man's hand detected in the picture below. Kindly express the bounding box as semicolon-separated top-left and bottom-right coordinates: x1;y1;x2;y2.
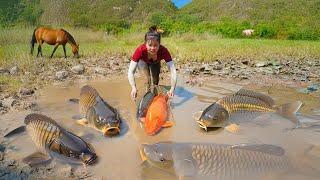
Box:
167;88;174;98
131;88;137;100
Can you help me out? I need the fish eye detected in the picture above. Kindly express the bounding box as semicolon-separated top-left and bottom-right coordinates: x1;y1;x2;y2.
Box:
98;116;106;124
160;157;165;162
98;116;102;122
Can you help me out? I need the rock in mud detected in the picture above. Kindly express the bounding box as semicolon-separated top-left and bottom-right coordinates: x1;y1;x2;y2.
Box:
0;68;10;75
94;67;108;75
298;83;320;93
2;97;17;107
307;84;320;92
9;66;19;75
19;88;35;96
71;64;85;74
255;61;267;67
56;71;69;80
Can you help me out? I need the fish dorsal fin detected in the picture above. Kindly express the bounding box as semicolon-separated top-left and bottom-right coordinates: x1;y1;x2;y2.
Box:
231;144;285;156
235;89;275;106
79;85;100;113
24;113;60;127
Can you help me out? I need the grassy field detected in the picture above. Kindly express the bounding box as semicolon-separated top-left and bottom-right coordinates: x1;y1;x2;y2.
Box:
0;27;320;94
1;27;320;67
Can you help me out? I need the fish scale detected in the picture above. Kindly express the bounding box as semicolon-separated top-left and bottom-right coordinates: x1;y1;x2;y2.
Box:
190;144;289;178
25;114;61;154
218;95;274;114
80;85;99;114
235;89;275;106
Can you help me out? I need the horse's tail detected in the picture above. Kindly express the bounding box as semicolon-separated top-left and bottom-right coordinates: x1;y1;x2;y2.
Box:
30;28;37;55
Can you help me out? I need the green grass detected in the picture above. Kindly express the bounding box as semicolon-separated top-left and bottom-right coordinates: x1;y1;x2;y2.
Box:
1;28;320;67
165;36;320;62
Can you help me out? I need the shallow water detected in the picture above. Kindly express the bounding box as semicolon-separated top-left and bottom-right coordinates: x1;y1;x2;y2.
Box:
2;77;320;179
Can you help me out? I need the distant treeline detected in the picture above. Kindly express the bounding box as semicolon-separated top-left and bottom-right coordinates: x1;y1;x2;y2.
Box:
1;0;319;40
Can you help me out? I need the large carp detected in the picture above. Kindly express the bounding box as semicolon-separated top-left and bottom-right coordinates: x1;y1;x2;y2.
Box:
196;88;302;132
140;142;291;179
144;94;174;135
73;85;121;136
5;113;97;166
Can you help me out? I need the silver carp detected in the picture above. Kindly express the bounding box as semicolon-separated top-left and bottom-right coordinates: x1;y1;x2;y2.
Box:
141;142;291;179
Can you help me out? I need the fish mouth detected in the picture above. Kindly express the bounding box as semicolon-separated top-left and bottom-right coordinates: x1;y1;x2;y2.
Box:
139;144;148;162
104;126;120;136
196;120;208;131
83;154;97;165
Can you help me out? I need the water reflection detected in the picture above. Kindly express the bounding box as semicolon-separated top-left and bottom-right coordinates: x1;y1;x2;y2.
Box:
171;86;194;107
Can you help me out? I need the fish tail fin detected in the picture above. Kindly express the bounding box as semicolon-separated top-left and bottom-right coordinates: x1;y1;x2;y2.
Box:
4;126;26;138
276;101;302;127
290;145;320;177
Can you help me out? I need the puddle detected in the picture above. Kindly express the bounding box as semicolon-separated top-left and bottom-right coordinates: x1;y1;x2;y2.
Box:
1;77;320;179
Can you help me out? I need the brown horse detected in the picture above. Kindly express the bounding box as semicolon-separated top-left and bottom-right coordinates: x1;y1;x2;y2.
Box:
30;27;79;58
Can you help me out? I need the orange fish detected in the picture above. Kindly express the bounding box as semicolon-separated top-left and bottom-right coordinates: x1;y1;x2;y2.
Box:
144;94;174;135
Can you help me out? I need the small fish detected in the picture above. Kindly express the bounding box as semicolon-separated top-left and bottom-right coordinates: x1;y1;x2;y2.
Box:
5;113;97;167
144;94;174;135
140;142;291;179
197;89;302;132
136;90;156;122
74;85;121;136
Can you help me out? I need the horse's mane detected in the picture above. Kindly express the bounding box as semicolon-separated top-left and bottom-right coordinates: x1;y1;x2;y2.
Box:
62;29;77;46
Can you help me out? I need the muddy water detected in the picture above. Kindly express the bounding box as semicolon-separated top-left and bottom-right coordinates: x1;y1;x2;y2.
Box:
2;77;320;179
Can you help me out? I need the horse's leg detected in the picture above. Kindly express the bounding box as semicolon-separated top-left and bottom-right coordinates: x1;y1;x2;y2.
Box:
50;44;59;58
63;45;67;58
37;44;42;57
40;45;43;56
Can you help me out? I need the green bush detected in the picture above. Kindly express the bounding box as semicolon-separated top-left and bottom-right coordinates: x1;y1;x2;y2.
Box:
99;20;131;35
255;23;277;38
149;12;174;35
214;18;248;38
287;28;320;40
191;22;216;34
